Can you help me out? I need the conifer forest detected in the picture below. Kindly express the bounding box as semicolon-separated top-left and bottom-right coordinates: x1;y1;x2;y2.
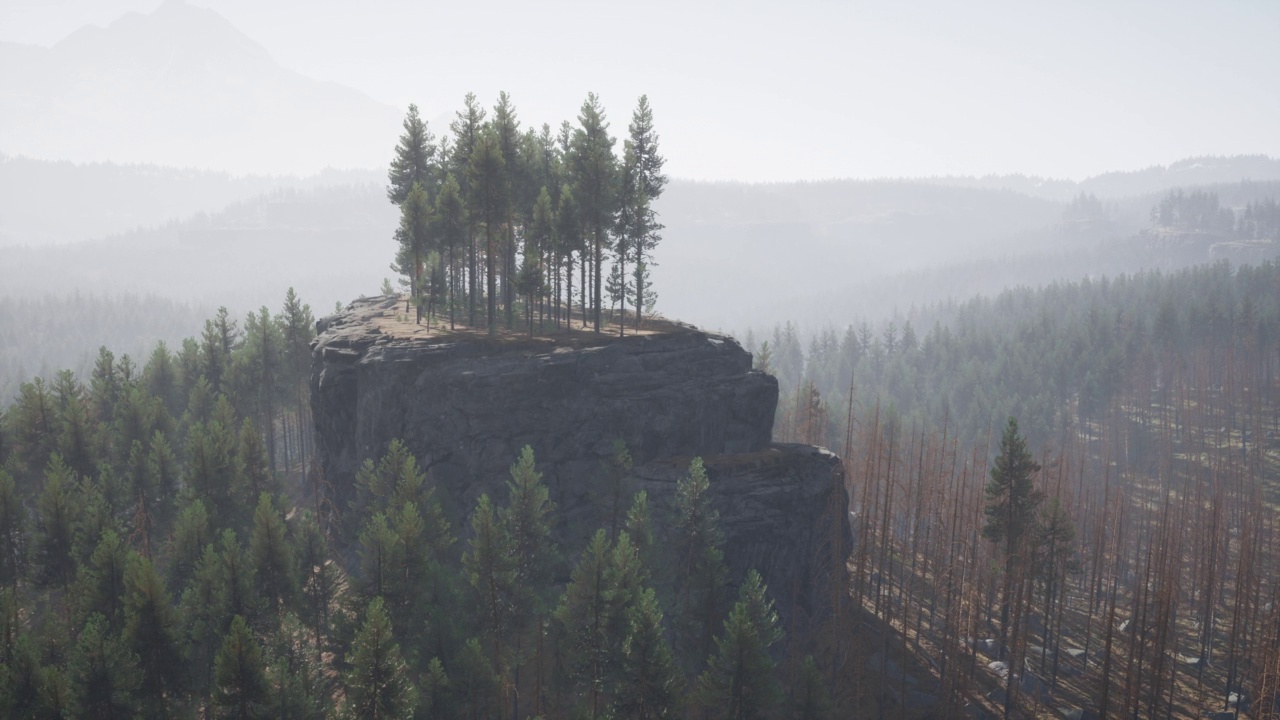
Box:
3;7;1280;718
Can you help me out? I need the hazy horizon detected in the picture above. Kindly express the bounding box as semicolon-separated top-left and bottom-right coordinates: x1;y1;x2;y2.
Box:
4;0;1278;182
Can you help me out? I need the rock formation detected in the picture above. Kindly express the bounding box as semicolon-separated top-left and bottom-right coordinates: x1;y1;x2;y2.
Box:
312;296;848;628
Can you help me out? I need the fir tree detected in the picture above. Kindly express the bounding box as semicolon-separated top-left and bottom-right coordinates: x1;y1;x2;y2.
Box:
614;587;680;720
249;492;296;615
695;570;784;720
213;615;271;720
68;612;142;720
387;103;436;206
343;597;418;720
122;553;182;717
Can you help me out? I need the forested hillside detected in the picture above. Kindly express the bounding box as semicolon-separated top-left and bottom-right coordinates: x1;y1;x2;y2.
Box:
0;285;851;719
758;260;1280;717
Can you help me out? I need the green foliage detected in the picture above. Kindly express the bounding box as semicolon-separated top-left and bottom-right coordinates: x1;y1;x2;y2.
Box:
0;469;24;587
695;570;784;720
387;103;436;206
123;553;182;712
463;494;515;671
214;615;271;720
614;587;681;719
981;417;1044;554
249;492;296;614
68;612;142;720
33;455;79;589
671;457;729;668
343;597;418;720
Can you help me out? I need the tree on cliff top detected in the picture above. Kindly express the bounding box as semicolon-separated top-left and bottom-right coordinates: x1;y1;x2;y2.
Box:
388;104;436;206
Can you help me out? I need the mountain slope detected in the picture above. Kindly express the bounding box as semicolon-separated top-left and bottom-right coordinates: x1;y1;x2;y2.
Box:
0;0;401;174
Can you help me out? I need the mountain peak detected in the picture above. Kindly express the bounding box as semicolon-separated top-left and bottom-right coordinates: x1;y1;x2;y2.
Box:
53;0;273;67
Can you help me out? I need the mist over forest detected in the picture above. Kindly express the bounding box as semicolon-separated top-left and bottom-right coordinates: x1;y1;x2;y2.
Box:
3;2;1280;719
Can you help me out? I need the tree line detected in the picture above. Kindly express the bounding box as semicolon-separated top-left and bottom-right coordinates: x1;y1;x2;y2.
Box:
0;292;851;718
760;258;1280;717
387;93;666;337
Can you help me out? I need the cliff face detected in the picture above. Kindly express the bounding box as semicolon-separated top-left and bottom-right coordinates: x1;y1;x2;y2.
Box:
312;297;847;624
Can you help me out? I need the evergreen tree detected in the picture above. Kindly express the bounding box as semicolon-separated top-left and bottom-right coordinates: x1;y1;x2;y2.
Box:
555;184;582;328
469;126;508;334
982;416;1043;657
0;635;45;719
249;492;296;615
571;93;617;332
492;91;523;328
11;377;57;486
169;498;211;589
213;615;270;720
435;174;467;329
74;529;129;630
463;494;515;670
266;613;325;720
33;455;79;590
556;529;613;715
452;636;498;720
357;512;401;602
626;95;666;328
68;612;142;720
502;446;557;620
450;92;488;327
387;103;436;205
614;587;680;720
695;570;784;720
392;182;434;317
671;457;729;668
0;470;24;588
343;597;418;720
790;655;833;720
122;553;182;717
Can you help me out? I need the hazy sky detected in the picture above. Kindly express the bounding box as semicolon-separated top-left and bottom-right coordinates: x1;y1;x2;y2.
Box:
4;0;1278;181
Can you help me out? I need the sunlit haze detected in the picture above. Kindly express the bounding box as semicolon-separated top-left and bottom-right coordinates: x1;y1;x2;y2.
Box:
3;0;1278;180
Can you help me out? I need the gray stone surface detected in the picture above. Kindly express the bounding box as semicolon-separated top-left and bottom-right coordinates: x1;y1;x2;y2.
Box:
311;297;847;624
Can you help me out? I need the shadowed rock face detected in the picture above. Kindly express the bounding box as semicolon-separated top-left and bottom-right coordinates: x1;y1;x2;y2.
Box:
311;296;847;625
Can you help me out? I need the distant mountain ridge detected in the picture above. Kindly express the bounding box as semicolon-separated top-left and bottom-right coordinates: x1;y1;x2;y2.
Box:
923;155;1280;202
0;0;401;174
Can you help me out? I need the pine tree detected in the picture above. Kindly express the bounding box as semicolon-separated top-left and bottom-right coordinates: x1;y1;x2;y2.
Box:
502;446;557;619
357;512;401;602
435;174;467;329
671;457;729;668
470;127;508;334
122;553;182;716
266;613;324;720
68;612;142;720
169;498;210;589
0;470;24;588
555;184;582;329
695;570;784;720
387;103;436;205
556;529;613;715
571;93;617;332
492;91;523;328
452;636;498;720
790;655;833;720
34;455;79;590
626;95;666;328
249;492;296;615
392;182;434;318
74;529;129;630
343;597;418;720
614;587;680;720
0;635;45;719
463;494;516;671
982;416;1043;658
214;615;271;720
